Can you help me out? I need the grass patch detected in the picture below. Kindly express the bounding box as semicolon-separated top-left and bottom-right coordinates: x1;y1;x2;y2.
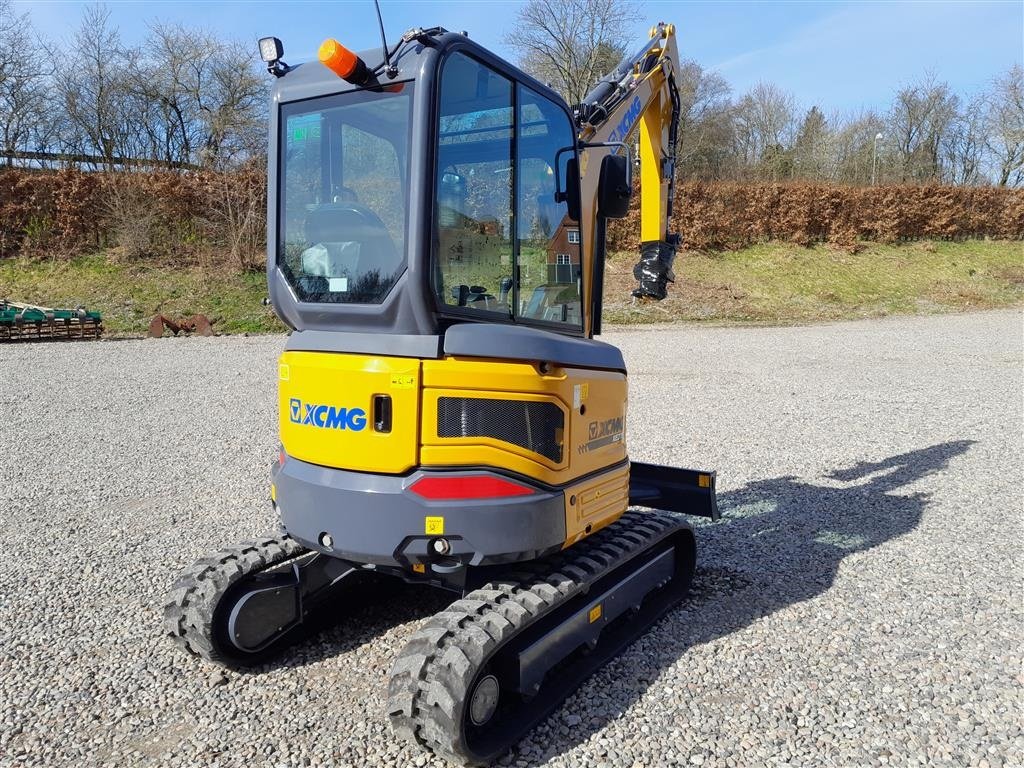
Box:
603;240;1024;325
0;254;285;336
0;240;1020;336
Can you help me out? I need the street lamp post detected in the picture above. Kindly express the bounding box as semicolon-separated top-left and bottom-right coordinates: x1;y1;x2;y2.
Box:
871;132;883;186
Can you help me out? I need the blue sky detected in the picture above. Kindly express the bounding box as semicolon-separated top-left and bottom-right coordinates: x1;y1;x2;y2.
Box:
17;1;1023;112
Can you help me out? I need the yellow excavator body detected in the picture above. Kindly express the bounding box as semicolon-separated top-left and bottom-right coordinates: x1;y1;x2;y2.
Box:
167;21;719;767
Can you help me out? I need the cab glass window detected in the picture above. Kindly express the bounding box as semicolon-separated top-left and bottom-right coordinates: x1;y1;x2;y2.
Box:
434;54;514;316
433;55;582;329
516;85;582;327
279;85;412;304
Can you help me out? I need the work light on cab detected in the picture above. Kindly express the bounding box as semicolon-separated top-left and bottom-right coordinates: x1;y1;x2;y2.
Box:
258;36;283;63
257;36;288;77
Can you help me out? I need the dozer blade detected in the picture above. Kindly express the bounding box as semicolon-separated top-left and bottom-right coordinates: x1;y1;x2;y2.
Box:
629;462;719;520
387;510;696;766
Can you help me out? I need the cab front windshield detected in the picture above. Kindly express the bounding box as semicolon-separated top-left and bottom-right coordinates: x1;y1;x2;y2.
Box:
278;85;412;304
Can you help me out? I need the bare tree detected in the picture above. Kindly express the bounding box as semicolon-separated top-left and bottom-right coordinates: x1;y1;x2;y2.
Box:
887;73;958;182
0;0;55;164
942;95;987;186
5;0;1019;187
53;3;133;167
674;60;734;180
983;64;1024;187
122;23;265;168
732;82;797;179
829;110;887;185
118;45;175;165
197;37;267;166
505;0;635;106
792;106;829;180
46;5;268;171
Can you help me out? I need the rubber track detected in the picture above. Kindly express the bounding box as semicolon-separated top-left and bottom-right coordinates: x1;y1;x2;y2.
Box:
386;510;688;766
163;534;308;666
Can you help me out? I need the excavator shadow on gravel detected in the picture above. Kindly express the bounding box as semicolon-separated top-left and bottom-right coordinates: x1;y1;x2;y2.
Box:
165;19;720;766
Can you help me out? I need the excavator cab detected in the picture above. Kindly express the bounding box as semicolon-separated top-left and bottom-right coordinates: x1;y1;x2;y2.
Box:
167;25;718;767
269;36;593;337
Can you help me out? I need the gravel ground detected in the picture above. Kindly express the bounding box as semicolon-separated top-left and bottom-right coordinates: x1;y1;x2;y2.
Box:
1;310;1021;768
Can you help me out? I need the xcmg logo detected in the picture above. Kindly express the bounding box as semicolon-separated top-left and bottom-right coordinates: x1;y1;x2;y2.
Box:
578;415;625;454
289;398;367;431
589;416;624;441
607;96;642;144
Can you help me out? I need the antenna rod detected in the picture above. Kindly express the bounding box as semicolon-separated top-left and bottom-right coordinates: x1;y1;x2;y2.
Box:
374;0;397;78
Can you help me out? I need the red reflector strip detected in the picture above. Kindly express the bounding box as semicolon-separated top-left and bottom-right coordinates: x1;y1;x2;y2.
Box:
409;475;535;500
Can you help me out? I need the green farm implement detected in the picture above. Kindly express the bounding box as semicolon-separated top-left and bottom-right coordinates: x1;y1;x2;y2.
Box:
0;300;103;342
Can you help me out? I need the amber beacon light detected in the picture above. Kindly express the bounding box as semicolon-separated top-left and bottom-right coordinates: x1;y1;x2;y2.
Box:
319;38;369;84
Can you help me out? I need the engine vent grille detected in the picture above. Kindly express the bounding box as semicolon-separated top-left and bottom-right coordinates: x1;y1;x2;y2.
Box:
437;397;564;463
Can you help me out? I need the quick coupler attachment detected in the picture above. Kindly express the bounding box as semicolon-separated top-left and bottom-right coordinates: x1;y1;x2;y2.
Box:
632;240;677;300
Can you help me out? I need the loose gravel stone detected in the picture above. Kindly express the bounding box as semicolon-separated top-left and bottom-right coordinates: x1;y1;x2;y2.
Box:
0;310;1021;767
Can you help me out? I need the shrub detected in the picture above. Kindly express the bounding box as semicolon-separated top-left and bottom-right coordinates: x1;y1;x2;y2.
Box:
1;171;1020;269
607;181;1024;252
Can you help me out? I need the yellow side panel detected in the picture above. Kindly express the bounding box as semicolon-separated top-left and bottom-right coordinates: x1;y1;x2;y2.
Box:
421;358;627;485
563;464;631;548
278;351;420;474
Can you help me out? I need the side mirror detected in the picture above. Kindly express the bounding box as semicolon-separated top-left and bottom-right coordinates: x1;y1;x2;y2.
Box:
597;154;632;219
554;147;582;223
564;157;581;222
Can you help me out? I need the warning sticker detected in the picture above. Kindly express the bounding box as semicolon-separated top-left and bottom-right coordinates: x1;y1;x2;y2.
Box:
425;516;444;535
588;604;602;623
573;383;590;410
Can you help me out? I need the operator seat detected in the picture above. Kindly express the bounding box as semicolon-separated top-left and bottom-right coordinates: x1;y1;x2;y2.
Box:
301;203;403;296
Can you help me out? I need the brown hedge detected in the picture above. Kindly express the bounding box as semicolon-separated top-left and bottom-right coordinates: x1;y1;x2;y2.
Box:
608;181;1024;251
1;171;1021;269
0;167;266;269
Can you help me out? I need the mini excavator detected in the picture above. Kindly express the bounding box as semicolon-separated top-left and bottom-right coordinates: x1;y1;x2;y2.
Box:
166;21;719;765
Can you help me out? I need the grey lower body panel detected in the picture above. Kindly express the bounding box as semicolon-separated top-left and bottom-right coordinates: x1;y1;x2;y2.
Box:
272;455;567;569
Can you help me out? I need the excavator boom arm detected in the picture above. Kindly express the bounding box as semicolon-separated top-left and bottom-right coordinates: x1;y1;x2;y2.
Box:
576;23;681;305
